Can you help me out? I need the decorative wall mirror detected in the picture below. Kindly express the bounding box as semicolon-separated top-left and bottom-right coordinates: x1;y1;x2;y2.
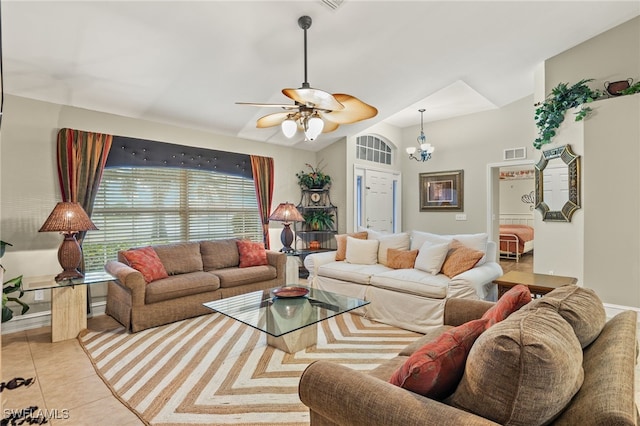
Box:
534;144;581;222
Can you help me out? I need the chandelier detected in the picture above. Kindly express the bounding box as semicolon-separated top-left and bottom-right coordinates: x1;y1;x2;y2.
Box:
406;109;435;162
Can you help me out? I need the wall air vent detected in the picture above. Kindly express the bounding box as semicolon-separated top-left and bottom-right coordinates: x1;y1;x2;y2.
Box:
503;147;527;161
320;0;345;11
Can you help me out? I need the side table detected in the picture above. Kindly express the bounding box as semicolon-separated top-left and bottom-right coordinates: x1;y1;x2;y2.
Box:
21;272;114;342
494;271;577;299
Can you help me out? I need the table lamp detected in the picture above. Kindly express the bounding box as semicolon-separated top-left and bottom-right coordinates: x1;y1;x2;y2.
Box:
38;201;98;281
269;202;304;253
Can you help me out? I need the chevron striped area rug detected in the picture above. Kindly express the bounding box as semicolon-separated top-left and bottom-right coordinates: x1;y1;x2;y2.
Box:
79;312;421;425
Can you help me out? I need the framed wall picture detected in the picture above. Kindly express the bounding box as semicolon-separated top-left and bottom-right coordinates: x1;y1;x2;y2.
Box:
419;170;464;212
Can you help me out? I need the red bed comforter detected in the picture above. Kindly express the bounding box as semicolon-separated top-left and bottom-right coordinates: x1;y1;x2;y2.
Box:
499;224;534;253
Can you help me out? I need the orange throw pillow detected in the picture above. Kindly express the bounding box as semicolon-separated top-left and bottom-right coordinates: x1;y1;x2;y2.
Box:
387;248;419;269
389;318;489;399
122;246;169;283
334;231;368;261
440;240;484;278
236;240;269;267
481;284;531;327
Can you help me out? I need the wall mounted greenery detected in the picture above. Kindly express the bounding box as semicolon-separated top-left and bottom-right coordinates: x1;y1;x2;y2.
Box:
534;79;602;149
620;81;640;95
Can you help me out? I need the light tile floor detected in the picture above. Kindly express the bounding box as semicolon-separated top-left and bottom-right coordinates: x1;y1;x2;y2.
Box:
2;261;638;424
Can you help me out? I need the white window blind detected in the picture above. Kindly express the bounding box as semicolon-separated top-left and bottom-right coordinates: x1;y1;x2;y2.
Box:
82;167;261;272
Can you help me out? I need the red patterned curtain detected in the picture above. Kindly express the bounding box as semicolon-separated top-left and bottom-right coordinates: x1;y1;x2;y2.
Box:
56;128;113;244
250;155;274;249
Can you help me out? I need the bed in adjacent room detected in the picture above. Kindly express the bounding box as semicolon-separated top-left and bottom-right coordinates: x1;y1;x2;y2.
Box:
499;215;534;262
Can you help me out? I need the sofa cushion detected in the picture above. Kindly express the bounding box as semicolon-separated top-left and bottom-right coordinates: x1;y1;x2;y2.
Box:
410;231;488;266
373;233;411;266
414;240;450;275
345;237;379;265
334;232;368;261
153;242;203;275
387;248;418;269
440;240;484;278
399;325;455;356
523;285;606;348
370;268;449;299
389;318;488;399
236;240;269;268
121;246;169;283
318;262;391;285
410;230;451;251
481;284;531;327
200;239;239;270
145;271;220;304
212;265;277;288
448;307;584;425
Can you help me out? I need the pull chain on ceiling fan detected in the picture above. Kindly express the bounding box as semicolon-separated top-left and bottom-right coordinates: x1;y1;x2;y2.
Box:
236;16;378;141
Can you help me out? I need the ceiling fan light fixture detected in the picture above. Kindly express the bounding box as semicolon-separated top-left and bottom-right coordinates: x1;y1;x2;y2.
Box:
304;114;324;141
408;109;435;162
281;117;297;138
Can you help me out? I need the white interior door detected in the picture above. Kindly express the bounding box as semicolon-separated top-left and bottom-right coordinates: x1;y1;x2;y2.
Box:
364;170;395;232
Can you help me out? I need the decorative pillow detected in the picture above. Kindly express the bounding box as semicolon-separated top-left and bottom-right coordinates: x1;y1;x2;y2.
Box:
451;233;489;265
387;248;419;269
375;233;411;266
345;236;379;265
201;239;240;270
236;240;268;268
481;284;531;327
121;246;169;283
334;232;368;261
410;230;452;251
153;242;203;275
448;307;584;425
414;240;450;275
440;240;484;278
523;285;606;348
389;318;489;399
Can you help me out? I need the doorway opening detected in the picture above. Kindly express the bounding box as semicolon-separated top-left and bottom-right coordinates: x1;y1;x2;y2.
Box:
354;166;401;233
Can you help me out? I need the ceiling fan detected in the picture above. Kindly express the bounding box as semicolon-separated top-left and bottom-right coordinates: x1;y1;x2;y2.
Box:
237;16;378;141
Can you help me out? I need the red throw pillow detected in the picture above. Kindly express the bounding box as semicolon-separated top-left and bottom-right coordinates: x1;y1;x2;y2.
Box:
236;240;268;268
389;318;489;399
440;240;484;278
122;246;168;283
481;284;531;327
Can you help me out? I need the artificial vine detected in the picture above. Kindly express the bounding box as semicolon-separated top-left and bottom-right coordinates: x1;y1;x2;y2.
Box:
534;79;602;149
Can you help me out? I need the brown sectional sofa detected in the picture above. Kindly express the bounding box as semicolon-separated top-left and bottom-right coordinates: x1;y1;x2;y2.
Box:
105;239;286;332
299;286;638;425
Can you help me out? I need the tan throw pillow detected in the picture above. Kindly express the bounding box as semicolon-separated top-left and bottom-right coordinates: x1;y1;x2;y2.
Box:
375;233;411;266
448;307;584;425
345;236;379;265
334;232;368;261
387;248;418;269
153;242;203;275
523;285;606;348
440;240;484;278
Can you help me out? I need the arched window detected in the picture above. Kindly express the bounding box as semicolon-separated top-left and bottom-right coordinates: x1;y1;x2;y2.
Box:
356;135;392;165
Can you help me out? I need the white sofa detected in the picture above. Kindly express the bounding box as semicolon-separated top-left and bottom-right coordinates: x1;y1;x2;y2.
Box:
303;230;503;333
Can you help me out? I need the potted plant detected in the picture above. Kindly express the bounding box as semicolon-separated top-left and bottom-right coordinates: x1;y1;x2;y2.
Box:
1;241;28;322
296;162;331;190
534;79;603;149
620;81;640;95
303;210;335;231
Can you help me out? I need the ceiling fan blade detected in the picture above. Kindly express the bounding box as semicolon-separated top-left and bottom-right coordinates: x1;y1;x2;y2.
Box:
282;88;345;111
322;94;378;124
236;102;298;109
256;112;296;128
321;119;340;133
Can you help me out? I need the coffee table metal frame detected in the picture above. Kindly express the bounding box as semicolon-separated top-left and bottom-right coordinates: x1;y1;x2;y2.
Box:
204;285;369;353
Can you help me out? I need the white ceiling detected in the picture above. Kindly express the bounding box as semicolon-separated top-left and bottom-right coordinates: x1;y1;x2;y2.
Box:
2;1;639;151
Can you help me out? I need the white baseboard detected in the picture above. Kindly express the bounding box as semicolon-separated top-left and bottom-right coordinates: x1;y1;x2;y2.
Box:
1;301;106;335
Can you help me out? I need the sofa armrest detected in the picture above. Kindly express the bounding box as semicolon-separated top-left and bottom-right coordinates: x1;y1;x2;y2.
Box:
303;251;337;278
299;361;500;426
105;260;146;306
443;298;494;326
266;250;286;284
449;262;503;301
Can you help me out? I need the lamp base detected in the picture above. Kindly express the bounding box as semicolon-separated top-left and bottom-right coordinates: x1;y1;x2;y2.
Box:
55;233;85;282
280;223;295;253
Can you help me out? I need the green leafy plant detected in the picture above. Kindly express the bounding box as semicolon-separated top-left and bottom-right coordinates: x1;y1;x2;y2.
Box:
296;162;331;189
1;241;29;323
620;81;640;95
303;210;334;231
534;79;603;149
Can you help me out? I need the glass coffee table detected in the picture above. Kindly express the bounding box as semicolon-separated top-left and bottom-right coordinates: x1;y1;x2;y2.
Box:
203;285;369;353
